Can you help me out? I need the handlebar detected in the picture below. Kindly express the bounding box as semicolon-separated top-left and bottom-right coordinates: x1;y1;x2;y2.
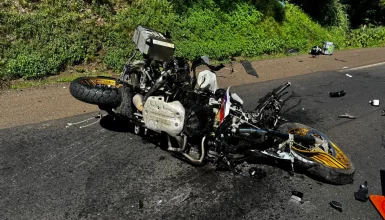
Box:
273;82;291;96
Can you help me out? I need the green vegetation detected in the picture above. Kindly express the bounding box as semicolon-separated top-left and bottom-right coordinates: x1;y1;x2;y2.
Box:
1;0;385;81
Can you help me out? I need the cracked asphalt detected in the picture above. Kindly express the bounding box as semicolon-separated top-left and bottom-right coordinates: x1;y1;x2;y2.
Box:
1;65;385;219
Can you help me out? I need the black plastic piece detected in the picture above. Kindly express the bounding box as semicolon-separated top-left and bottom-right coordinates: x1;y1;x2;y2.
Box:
329;90;346;97
354;181;369;202
240;60;259;78
310;46;322;55
330;201;342;212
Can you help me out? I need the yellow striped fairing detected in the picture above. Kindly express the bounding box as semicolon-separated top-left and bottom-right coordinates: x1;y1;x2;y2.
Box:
289;128;352;169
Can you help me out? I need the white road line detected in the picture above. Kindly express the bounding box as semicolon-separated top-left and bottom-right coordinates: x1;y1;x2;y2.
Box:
339;61;385;72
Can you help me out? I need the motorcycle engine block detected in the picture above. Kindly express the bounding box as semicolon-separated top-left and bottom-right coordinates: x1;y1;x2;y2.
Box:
143;96;185;137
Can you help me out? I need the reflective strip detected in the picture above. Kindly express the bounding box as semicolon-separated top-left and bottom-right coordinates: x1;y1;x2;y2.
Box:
152;40;175;48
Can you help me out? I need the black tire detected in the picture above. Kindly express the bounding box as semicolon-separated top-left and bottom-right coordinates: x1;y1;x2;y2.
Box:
69;76;121;107
277;123;355;185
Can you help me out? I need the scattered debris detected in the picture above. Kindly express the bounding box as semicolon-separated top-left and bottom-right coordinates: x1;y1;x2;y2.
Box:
381;109;385;116
286;48;299;55
343;66;349;69
322;41;334;55
223;57;237;75
338;113;357;119
346;74;352;77
240;60;258;78
66;113;104;128
230;56;235;73
288;191;303;205
157;200;163;205
310;46;322;56
330;201;342;212
335;58;347;62
248;167;267;179
288;191;317;213
63;86;66;89
309;42;334;56
369;99;380;106
329;90;346;97
354;181;369;202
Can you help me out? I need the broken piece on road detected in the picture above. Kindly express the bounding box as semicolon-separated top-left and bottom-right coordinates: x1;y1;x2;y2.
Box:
338;113;357;119
354;181;369;202
330;90;346;97
330;201;342;212
369;99;380;106
240;60;259;78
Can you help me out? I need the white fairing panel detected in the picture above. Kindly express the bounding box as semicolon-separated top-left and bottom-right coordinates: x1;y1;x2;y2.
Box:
143;96;185;137
197;70;218;92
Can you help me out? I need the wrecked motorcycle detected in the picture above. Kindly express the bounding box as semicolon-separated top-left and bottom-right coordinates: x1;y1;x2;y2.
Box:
69;55;354;185
69;26;354;185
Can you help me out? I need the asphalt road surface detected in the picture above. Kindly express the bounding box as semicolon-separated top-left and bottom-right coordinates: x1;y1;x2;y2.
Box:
1;65;385;220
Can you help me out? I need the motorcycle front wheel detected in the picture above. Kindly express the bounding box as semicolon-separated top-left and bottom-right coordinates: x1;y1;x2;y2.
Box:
277;123;355;185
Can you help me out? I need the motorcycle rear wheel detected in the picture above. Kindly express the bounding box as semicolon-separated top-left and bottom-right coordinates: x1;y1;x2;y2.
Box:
277;123;355;185
69;76;121;107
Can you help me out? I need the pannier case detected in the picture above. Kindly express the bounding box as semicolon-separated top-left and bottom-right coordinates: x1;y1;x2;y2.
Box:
133;26;175;62
322;41;334;55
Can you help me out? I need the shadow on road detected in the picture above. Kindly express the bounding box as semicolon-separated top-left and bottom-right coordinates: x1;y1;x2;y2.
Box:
99;114;133;133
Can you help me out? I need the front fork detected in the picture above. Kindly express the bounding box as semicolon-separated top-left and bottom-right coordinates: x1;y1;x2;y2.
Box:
261;133;295;172
213;130;296;173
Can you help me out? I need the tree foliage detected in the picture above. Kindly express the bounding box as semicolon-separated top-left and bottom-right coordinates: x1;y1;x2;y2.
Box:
290;0;385;28
344;0;385;28
1;0;385;79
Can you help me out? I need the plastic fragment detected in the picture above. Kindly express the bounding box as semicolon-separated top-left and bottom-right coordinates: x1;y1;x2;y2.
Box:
338;113;357;119
354;181;369;202
329;90;346;97
369;99;380;106
249;167;266;179
330;201;342;212
288;191;303;205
